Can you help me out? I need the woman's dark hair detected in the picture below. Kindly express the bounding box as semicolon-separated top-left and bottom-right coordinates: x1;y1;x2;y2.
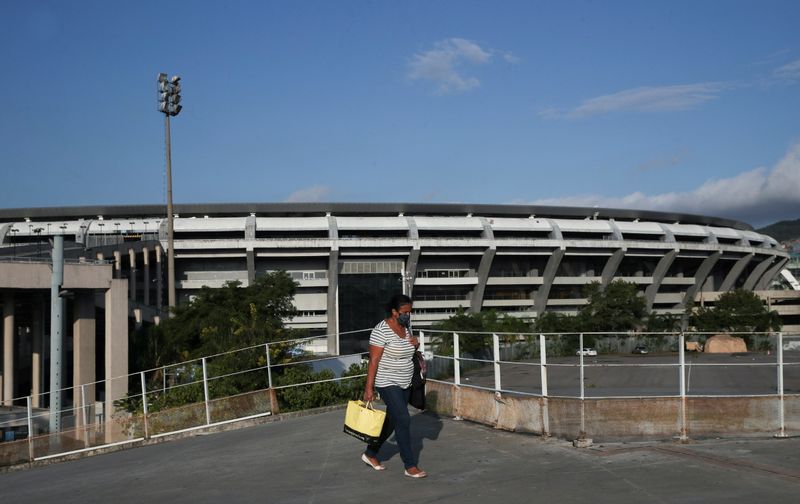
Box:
385;294;413;315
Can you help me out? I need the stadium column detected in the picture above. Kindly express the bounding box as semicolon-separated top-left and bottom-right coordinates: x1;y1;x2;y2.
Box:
678;252;720;310
72;292;95;428
142;247;150;306
31;299;42;407
128;248;137;301
534;219;565;315
534;247;565;315
742;255;777;291
326;214;339;354
755;256;788;291
245;214;256;286
104;278;128;443
600;248;625;288
470;217;496;313
719;253;754;292
645;250;677;311
2;291;13;405
113;250;122;279
405;216;420;297
155;245;163;310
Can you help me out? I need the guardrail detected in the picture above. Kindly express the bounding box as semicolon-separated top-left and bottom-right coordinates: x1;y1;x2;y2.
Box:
418;330;799;440
2;328;797;466
0;329;371;467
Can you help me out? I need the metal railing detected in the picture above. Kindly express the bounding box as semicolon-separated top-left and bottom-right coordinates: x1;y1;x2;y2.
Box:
2;328;797;466
419;330;800;439
0;329;371;467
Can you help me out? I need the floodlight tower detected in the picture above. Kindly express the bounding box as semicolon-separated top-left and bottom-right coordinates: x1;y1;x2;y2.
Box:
157;73;182;313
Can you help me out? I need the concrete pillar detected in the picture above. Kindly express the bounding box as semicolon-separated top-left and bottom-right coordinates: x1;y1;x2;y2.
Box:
142;247;150;306
104;279;128;443
155;245;163;310
128;249;137;302
113;250;122;279
534;247;565;315
246;248;256;287
73;292;96;429
32;301;42;408
645;250;677;311
3;292;14;405
471;246;496;313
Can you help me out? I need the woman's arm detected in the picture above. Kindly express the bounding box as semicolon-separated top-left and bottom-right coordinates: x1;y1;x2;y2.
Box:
364;345;384;402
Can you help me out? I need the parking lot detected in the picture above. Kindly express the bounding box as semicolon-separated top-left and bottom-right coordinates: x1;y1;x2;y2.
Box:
455;351;800;397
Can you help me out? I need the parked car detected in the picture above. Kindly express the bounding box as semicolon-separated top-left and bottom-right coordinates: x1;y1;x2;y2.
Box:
632;346;649;354
576;347;597;357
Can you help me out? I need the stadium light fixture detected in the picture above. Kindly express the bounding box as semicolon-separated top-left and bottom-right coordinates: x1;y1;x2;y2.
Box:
157;72;183;313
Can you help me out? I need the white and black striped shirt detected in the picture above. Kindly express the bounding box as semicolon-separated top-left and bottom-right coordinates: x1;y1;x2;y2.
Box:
370;320;415;389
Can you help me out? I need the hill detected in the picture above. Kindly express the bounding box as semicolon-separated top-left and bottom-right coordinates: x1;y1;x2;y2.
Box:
756;219;800;242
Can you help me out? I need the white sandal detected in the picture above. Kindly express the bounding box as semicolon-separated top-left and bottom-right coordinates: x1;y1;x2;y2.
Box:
361;453;386;471
404;468;428;478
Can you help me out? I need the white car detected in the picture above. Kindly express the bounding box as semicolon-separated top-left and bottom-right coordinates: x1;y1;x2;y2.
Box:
576;347;598;357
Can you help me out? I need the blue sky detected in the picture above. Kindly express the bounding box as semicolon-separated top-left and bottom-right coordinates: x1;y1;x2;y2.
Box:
1;0;799;227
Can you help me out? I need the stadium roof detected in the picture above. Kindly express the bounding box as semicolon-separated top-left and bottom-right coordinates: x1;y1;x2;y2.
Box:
0;202;753;231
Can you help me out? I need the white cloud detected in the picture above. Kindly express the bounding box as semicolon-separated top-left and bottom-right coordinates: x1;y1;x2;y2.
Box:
408;38;513;95
541;82;728;118
285;185;332;203
525;144;800;227
773;59;800;81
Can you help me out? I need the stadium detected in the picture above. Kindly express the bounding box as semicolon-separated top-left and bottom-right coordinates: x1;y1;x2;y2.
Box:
0;202;794;353
1;201;799;442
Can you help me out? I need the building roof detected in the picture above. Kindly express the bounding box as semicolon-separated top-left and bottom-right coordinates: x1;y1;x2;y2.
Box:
0;202;754;230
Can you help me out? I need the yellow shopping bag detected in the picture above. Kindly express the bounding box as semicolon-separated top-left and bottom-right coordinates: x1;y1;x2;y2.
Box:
343;400;386;443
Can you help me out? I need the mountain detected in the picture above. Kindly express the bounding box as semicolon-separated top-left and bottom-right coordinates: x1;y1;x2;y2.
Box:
756;219;800;242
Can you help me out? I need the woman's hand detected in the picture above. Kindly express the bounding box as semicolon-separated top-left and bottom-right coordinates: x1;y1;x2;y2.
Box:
363;388;375;402
408;336;420;349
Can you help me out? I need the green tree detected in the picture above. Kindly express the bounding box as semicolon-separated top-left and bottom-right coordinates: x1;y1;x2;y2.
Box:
579;280;647;332
121;272;302;414
431;308;532;355
645;312;682;332
534;311;584;333
690;289;782;333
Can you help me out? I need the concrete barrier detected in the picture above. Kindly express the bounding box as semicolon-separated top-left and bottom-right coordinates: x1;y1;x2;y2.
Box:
425;381;799;441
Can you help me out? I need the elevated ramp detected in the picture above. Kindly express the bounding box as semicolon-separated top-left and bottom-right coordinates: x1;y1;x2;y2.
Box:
3;409;800;503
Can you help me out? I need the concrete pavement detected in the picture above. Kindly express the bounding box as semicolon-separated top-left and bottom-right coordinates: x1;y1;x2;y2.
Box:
2;407;799;503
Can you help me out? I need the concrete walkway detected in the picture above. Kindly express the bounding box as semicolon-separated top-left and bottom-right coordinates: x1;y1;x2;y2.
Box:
3;408;799;503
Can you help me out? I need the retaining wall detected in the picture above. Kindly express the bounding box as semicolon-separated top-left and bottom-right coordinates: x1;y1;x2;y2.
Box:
425;381;799;441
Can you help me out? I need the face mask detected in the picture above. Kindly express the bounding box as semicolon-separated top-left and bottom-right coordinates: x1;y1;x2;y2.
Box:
397;313;411;328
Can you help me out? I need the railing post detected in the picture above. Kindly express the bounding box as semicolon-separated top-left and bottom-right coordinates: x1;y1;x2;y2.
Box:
493;333;501;394
453;332;461;387
579;333;585;434
81;384;89;447
202;358;211;425
419;330;426;354
539;333;550;437
539;333;548;397
27;396;34;461
266;343;279;415
140;372;149;440
453;332;462;421
679;332;688;441
776;332;787;438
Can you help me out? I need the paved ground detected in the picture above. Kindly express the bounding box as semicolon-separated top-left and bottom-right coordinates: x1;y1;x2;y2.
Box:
3;407;799;503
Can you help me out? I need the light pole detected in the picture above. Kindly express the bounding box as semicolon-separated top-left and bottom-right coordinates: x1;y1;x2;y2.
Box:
157;72;182;313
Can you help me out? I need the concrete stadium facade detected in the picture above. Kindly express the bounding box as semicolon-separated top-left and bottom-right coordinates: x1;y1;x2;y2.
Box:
0;202;793;355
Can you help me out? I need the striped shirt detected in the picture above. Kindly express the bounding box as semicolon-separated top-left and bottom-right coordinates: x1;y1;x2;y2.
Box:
370;320;415;388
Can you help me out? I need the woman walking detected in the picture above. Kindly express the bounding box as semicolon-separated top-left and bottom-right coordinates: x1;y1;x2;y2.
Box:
361;294;427;478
